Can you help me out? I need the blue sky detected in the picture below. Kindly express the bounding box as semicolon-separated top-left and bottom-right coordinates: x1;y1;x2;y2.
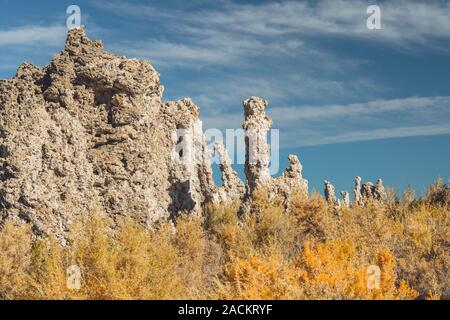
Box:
1;0;449;196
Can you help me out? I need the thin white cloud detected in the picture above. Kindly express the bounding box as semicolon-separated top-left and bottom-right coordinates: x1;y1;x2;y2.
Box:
187;0;450;50
201;96;450;148
294;124;450;147
270;96;450;123
101;0;448;110
102;1;368;72
101;0;450;52
0;25;66;46
277;95;450;147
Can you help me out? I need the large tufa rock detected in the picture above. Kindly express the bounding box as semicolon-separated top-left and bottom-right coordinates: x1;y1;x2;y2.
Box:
374;179;387;202
339;191;350;208
0;29;309;238
241;97;308;210
166;98;217;216
0;28;216;238
242;96;272;196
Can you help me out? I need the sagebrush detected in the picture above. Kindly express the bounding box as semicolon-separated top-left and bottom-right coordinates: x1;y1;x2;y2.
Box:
0;180;448;300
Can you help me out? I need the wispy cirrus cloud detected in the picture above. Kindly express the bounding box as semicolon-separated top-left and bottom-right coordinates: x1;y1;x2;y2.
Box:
2;1;449;150
101;0;450;63
270;96;450;123
201;95;450;147
295;124;450;147
198;0;450;48
273;96;450;147
0;25;66;46
0;25;67;76
101;1;368;70
99;1;450;148
98;0;450;118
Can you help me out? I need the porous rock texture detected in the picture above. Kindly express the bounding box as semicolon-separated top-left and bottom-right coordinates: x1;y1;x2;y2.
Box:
242;97;308;211
0;28;309;238
324;176;387;210
0;28;214;237
324;180;337;206
213;141;244;203
339;191;350;208
353;176;364;207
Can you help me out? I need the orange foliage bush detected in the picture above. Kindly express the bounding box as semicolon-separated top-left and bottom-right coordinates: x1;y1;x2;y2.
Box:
0;180;448;300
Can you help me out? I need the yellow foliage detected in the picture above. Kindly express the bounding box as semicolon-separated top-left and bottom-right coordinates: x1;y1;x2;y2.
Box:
0;179;448;300
296;241;417;300
215;254;299;300
0;220;32;299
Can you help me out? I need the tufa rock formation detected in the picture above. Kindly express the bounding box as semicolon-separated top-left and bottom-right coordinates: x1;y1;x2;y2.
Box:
0;28;308;238
339;191;350;208
241;96;308;212
324;176;387;209
353;176;364;207
213;141;244;203
273;154;308;210
243;97;273;196
374;179;387;201
324;180;337;206
0;28;213;236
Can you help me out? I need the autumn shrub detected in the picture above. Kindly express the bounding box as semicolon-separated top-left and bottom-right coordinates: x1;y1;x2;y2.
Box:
0;220;32;299
0;180;448;300
395;205;449;298
425;178;450;208
173;214;223;298
296;241;417;300
27;236;70;299
204;201;253;258
215;253;301;300
245;189;300;258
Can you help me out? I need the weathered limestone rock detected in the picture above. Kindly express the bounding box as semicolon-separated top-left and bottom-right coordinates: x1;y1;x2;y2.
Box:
362;182;375;201
0;28;213;238
241;97;308;210
0;28;309;238
273;154;308;210
352;177;387;207
213;141;244;202
166;98;216;216
324;180;337;205
353;176;364;207
242;96;272;197
340;191;350;208
374;179;387;202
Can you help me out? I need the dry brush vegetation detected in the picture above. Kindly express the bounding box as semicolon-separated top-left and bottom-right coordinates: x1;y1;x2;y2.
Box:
0;179;448;300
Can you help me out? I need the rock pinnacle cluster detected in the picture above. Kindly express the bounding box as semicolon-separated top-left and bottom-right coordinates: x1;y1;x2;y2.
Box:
0;28;309;238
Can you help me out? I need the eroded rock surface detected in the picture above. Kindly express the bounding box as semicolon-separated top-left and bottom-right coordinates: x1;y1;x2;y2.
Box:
243;97;273;197
324;180;337;206
353;176;364;207
0;29;309;238
273;154;308;210
0;29;216;237
213;141;244;203
241;97;308;211
339;191;350;208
